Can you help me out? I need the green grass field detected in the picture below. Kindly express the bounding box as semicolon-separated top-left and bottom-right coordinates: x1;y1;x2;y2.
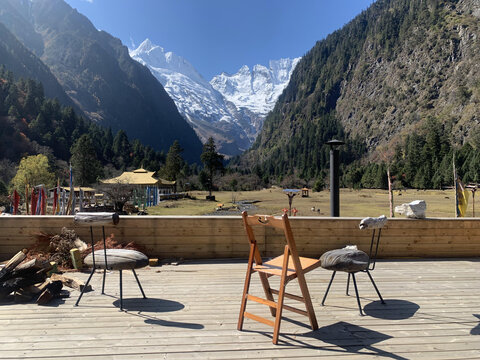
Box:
147;187;472;218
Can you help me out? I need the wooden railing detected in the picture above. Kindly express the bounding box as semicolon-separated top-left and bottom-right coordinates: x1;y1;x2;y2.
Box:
1;215;479;261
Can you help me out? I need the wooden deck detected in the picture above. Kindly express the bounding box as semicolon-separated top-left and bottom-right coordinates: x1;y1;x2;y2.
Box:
0;258;479;359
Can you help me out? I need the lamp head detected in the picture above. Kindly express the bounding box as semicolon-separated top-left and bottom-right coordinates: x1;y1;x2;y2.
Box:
325;139;345;148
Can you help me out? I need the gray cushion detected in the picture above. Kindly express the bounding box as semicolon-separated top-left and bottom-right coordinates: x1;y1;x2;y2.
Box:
320;248;369;273
84;249;149;270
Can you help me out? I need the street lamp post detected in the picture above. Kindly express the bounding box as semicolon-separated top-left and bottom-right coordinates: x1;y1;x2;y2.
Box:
325;139;345;217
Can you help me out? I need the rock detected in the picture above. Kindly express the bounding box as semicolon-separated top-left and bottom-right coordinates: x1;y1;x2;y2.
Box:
395;200;426;219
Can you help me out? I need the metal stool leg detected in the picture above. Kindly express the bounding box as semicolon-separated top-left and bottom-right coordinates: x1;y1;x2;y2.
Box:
75;267;95;306
102;269;107;294
132;269;146;298
366;270;385;304
351;273;363;316
346;273;351;295
119;269;123;311
322;271;336;305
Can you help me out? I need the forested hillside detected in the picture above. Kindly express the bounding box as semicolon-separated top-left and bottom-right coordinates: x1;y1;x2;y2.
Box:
0;22;78;111
239;0;480;189
0;0;203;163
0;67;165;185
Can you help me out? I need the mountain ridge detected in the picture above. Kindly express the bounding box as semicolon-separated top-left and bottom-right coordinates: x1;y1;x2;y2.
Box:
242;0;480;179
0;0;203;163
131;39;300;156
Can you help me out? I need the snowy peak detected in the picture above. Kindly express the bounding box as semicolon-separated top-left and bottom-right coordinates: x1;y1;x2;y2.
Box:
131;39;206;86
130;39;300;156
210;57;301;115
132;38;157;53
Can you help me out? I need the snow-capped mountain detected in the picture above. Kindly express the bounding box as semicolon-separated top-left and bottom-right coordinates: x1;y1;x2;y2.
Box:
130;39;300;156
210;58;301;117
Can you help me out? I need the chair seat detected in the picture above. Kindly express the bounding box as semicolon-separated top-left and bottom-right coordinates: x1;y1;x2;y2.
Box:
84;249;149;270
255;255;321;279
320;248;369;273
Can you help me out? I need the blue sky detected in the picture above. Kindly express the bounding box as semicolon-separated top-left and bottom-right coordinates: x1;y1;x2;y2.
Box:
64;0;375;80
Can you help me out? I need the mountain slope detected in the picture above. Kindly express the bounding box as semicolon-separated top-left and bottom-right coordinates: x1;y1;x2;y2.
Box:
0;22;78;110
0;0;202;162
131;39;300;156
243;0;480;178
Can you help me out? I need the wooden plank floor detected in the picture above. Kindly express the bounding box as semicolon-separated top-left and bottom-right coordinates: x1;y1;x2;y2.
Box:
0;259;479;359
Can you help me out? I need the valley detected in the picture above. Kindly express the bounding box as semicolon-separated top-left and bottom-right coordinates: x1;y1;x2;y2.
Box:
148;188;461;218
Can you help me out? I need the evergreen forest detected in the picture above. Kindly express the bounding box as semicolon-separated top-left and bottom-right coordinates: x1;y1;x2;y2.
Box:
0;67;166;187
238;0;480;190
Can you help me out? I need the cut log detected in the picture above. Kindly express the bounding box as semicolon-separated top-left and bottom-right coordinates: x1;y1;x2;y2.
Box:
73;212;120;225
70;248;83;270
36;281;63;305
10;260;52;280
22;280;51;295
0;272;47;298
14;291;33;303
0;250;27;281
50;274;92;292
84;249;148;270
14;259;51;272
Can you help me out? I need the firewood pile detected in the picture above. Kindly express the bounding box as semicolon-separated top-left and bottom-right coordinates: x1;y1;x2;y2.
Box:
0;250;73;304
0;226;146;305
0;227;92;305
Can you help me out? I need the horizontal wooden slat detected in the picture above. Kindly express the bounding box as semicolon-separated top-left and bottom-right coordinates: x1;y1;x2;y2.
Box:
282;304;308;316
246;294;277;308
0;216;480;260
271;289;305;303
243;312;274;327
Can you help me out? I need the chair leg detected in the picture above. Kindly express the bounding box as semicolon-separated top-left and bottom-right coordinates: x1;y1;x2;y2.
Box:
132;269;146;299
272;245;289;345
238;243;256;331
295;266;318;330
366;270;385;304
321;271;336;306
75;267;95;306
346;273;351;295
351;273;363;316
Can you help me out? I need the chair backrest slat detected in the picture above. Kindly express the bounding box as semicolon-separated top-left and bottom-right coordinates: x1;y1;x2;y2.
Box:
242;211;302;273
243;214;285;229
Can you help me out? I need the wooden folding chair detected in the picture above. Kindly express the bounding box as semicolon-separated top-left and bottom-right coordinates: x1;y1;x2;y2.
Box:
238;211;321;344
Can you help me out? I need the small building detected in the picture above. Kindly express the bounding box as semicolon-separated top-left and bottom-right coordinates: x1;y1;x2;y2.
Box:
301;188;310;197
101;168;177;206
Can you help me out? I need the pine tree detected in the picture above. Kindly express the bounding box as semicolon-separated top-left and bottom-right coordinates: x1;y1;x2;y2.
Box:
162;140;185;182
200;137;224;197
70;134;103;186
112;130;131;169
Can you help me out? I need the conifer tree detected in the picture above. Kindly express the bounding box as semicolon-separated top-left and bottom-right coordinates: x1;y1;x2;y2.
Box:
70;134;103;186
163;140;184;182
112;130;131;169
200;137;224;197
